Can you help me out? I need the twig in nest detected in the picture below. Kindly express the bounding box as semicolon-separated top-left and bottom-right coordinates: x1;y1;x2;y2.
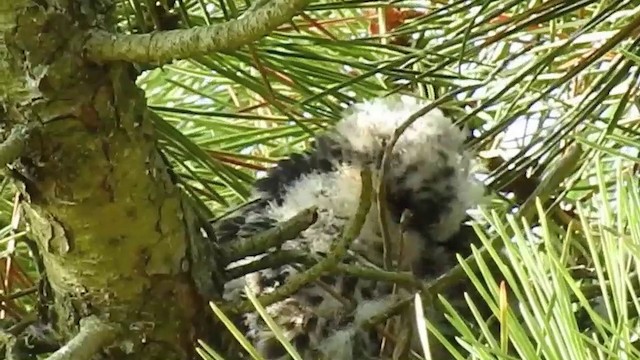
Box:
376;85;486;272
381;209;415;356
336;264;426;291
225;250;313;280
219;206;318;263
361;294;414;330
220;169;372;314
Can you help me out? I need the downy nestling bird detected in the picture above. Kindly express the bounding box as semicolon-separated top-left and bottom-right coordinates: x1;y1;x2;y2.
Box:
216;96;483;359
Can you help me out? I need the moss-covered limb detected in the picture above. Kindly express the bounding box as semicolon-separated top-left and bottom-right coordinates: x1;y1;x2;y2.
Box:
2;3;220;359
222;169;372;314
45;316;117;360
219;206;318;264
84;0;314;65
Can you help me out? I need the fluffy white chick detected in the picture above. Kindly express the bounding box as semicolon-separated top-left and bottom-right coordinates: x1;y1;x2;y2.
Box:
216;96;483;359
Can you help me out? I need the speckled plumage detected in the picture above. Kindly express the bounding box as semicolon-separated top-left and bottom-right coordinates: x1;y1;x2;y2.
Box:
216;96;483;359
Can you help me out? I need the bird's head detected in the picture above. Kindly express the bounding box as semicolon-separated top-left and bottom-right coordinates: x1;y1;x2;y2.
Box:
329;96;483;244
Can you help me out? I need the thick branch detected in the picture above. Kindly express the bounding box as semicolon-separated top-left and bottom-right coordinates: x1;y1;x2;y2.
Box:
45;316;117;360
84;0;314;64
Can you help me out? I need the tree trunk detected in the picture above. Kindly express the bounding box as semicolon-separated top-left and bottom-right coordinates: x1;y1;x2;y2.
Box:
1;1;222;359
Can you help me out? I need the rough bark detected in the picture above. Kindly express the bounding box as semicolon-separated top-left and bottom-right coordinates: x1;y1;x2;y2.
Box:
1;1;221;359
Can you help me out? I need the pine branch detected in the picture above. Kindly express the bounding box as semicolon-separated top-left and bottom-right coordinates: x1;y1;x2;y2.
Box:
84;0;314;64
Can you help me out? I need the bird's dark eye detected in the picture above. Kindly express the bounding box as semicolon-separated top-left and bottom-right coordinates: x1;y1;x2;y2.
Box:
305;316;318;330
293;334;310;349
372;241;384;255
258;337;287;359
319;275;336;285
308;294;324;306
360;286;374;299
342;276;359;293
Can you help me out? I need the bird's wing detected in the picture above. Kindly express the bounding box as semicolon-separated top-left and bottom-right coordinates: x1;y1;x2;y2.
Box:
212;130;348;244
253;133;346;205
212;198;277;244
